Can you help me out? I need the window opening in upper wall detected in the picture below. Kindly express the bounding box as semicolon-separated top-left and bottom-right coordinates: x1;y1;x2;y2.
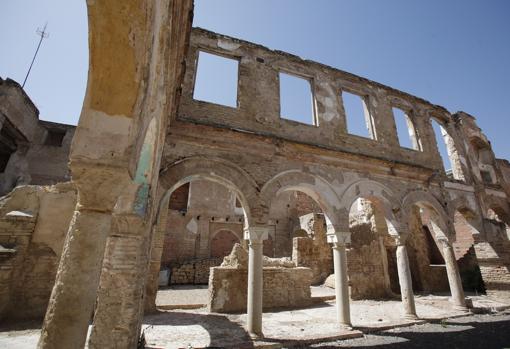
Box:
342;91;375;139
279;72;316;126
193;51;239;108
393;107;421;151
431;118;464;181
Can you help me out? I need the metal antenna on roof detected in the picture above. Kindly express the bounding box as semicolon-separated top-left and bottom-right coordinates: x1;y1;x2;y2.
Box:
22;22;49;89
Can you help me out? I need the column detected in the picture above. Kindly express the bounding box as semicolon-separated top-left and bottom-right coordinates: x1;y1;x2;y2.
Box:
395;235;418;320
244;226;268;337
88;214;151;349
326;231;352;327
38;208;112;349
439;239;468;311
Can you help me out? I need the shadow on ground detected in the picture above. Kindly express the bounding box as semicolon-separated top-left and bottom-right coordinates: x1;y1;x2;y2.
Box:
294;316;510;348
143;310;255;348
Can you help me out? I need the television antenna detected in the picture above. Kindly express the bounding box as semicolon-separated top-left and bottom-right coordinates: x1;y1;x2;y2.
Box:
22;23;49;88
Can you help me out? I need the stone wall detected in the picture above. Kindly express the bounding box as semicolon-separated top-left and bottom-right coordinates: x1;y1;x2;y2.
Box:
169;257;222;285
0;183;76;320
346;199;391;299
0;78;75;196
208;244;312;312
292;213;332;284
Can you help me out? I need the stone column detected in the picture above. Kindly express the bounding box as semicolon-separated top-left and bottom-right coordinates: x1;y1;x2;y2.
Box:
395;235;418;319
326;231;352;327
38;208;113;349
244;226;268;337
88;214;151;349
439;239;468;311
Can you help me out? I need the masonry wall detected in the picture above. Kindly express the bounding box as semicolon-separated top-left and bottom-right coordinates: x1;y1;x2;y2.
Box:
0;78;75;195
0;183;76;320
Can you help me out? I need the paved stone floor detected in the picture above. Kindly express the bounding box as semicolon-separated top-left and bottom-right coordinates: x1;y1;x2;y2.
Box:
0;288;508;349
302;310;510;348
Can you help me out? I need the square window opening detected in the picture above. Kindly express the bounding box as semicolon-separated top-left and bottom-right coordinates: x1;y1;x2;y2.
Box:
193;51;239;108
393;107;421;151
342;91;375;139
279;72;316;126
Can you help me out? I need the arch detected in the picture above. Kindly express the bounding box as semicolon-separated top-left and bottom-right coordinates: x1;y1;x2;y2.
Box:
401;189;451;240
260;170;343;230
159;157;261;226
340;179;401;235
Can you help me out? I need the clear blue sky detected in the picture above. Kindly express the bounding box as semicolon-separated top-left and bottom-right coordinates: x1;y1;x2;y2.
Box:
2;1;509;161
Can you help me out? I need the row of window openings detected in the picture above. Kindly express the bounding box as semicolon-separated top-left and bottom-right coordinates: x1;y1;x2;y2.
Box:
193;51;454;171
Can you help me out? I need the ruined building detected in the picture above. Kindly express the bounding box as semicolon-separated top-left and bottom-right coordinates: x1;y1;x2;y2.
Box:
0;1;509;348
0;78;75;195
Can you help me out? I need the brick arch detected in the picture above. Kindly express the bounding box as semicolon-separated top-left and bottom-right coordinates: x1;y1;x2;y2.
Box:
210;229;241;258
260;170;344;230
159;156;262;226
340;179;401;235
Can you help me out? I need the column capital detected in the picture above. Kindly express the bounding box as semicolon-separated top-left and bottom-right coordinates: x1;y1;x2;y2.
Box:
244;226;269;242
327;231;351;245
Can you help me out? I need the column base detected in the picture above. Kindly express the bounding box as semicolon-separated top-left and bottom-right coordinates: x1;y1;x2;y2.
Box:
248;331;264;340
403;313;419;320
338;323;353;331
453;305;470;313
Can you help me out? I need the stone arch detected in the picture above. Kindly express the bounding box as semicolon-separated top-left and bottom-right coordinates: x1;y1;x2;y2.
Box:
401;190;451;241
159;156;262;226
260;170;343;230
340;179;400;235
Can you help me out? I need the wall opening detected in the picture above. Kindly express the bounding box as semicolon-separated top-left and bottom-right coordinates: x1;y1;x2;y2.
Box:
393;107;421;150
193;51;239;108
157;179;246;289
279;72;316;125
431;118;464;181
347;197;401;297
342;91;375;139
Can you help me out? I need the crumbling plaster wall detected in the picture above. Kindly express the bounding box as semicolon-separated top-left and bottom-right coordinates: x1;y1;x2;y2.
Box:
0;183;76;320
155;27;510;303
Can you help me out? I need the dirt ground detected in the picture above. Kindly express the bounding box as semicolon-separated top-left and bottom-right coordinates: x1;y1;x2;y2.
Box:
1;287;508;349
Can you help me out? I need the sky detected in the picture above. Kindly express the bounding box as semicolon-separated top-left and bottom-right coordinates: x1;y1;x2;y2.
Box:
1;0;509;161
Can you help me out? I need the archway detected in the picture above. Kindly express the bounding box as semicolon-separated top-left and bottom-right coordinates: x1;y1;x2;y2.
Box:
145;157;259;311
402;190;469;310
347;196;398;299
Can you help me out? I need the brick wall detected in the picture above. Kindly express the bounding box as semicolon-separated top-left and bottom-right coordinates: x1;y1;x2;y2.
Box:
208;266;313;313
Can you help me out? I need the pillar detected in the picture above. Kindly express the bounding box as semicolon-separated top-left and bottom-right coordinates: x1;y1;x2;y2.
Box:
88;214;151;349
395;235;418;319
244;226;268;337
439;239;468;311
326;231;351;327
38;208;112;349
